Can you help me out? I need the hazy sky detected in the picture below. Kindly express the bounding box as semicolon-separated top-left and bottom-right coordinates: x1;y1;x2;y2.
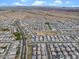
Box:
0;0;79;7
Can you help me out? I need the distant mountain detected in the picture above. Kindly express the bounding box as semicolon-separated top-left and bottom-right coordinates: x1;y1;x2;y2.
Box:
0;6;79;12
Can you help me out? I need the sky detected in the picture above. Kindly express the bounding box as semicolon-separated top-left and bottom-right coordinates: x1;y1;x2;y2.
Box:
0;0;79;7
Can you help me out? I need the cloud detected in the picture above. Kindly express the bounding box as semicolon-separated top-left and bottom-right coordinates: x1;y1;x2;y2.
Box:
13;2;25;6
54;0;62;4
32;1;46;6
48;0;63;6
49;0;71;6
20;0;26;2
65;1;70;4
12;0;27;6
16;0;27;2
71;5;79;7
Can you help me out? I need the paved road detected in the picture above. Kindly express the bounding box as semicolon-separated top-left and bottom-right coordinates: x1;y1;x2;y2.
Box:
14;20;26;59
